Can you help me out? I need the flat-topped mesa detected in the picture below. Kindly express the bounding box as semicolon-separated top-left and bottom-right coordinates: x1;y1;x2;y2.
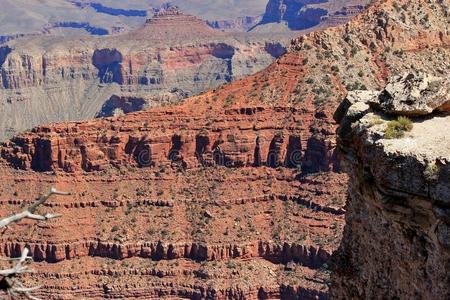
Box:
331;73;450;299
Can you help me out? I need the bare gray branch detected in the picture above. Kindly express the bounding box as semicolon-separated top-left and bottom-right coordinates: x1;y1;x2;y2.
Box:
0;187;69;299
0;187;69;229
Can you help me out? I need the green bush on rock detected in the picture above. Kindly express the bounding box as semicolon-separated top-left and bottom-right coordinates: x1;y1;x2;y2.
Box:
385;116;413;139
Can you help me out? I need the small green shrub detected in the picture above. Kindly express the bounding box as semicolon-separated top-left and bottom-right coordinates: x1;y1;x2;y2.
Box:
224;94;235;107
385;117;413;139
397;116;413;131
331;65;340;72
346;81;367;91
385;126;403;139
393;49;404;57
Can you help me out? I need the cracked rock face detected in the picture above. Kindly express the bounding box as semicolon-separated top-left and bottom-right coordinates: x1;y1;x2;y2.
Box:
331;75;450;299
371;72;450;116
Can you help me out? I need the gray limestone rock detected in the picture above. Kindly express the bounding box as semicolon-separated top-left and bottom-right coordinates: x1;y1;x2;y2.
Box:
372;72;450;116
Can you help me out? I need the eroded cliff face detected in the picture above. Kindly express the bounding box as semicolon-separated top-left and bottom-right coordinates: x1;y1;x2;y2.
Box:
257;0;369;31
261;0;328;30
0;106;339;174
207;16;263;32
331;72;450;299
0;7;294;141
0;104;344;298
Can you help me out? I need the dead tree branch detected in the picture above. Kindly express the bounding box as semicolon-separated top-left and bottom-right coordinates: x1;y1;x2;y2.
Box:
0;187;69;229
0;187;70;300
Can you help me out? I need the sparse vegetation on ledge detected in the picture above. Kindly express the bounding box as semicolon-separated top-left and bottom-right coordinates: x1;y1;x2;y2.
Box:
384;116;413;139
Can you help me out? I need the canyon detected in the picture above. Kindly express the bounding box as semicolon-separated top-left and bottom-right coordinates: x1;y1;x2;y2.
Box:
0;0;268;39
0;103;345;298
0;1;373;142
0;0;449;298
0;1;370;39
0;7;294;141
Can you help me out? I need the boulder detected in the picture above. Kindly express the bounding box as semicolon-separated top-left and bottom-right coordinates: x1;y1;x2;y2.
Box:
371;72;450;116
333;90;378;123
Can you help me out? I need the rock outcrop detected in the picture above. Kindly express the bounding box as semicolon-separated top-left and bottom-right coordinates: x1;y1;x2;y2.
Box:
372;72;450;116
331;75;450;299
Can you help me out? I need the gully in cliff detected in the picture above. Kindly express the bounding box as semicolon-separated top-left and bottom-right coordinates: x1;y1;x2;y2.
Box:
331;72;450;299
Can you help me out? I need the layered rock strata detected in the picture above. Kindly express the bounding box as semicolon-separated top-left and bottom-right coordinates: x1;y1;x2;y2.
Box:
0;103;344;298
0;7;294;141
0;106;337;173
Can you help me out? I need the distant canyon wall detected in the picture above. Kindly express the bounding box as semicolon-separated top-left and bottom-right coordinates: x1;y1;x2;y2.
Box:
257;0;369;31
0;31;290;141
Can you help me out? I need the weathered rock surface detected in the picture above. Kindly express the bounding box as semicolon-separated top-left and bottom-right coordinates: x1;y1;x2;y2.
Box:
331;75;450;299
371;72;450;116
